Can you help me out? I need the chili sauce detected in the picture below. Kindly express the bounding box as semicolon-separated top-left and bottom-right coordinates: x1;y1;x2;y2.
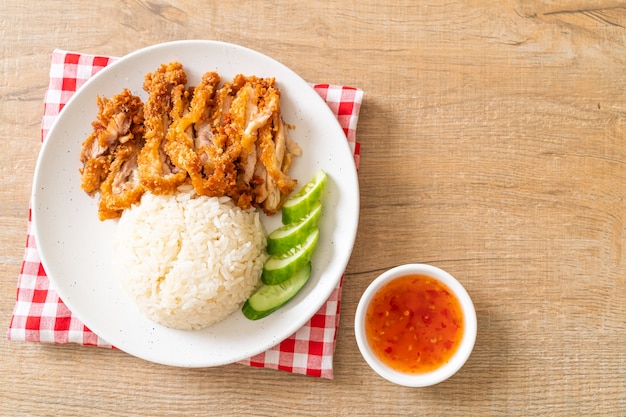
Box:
364;274;464;374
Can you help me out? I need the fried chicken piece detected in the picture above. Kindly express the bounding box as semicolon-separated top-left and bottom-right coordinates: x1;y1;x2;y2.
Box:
97;138;145;220
221;75;300;214
165;71;240;197
138;62;189;194
226;75;265;185
164;83;198;173
79;63;302;221
79;89;144;196
255;112;301;214
79;89;145;220
204;79;246;201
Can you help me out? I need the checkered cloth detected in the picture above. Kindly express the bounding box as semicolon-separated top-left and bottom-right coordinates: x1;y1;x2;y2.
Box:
7;50;363;379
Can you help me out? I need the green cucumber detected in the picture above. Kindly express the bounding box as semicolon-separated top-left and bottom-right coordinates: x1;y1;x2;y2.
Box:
267;201;322;255
282;169;327;224
242;263;312;320
262;228;319;285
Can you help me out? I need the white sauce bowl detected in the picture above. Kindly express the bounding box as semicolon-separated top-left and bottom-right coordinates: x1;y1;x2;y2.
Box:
354;264;477;387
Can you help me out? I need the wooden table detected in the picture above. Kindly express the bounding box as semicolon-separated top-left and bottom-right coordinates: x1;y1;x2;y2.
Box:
1;1;624;415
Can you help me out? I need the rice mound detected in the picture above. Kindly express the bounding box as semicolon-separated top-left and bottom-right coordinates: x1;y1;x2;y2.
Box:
112;189;267;330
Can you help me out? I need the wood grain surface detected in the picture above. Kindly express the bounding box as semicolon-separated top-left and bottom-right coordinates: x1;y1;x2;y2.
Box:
1;1;624;415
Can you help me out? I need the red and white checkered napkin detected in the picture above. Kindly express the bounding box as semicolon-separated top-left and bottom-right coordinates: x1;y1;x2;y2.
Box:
7;49;363;379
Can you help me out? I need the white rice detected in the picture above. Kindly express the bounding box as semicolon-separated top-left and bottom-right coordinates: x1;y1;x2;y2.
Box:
112;189;267;330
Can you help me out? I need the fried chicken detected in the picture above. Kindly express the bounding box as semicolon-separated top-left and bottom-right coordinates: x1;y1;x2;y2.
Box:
79;88;145;219
97;138;145;220
79;62;301;220
162;72;300;214
166;71;240;198
138;62;189;195
220;75;300;214
255;111;301;214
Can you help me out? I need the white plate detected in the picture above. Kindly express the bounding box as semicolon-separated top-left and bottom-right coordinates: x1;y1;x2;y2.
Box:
32;40;359;367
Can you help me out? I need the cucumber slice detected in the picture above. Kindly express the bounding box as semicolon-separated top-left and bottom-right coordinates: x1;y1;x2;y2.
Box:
262;228;319;285
267;201;322;255
242;263;312;320
282;169;327;224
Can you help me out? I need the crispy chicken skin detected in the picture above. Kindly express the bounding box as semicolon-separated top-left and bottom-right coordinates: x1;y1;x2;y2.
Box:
79;88;145;219
138;62;189;195
220;75;300;214
97;138;145;220
166;71;240;198
163;71;300;214
79;62;300;220
79;88;144;195
256;111;301;213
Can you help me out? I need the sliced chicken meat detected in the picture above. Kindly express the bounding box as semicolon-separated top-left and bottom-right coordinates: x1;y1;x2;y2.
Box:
138;62;189;195
97;138;145;220
220;75;300;214
79;62;301;220
79;88;145;220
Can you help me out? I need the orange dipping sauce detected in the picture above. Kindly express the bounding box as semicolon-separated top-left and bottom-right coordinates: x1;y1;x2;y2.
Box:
364;274;464;374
